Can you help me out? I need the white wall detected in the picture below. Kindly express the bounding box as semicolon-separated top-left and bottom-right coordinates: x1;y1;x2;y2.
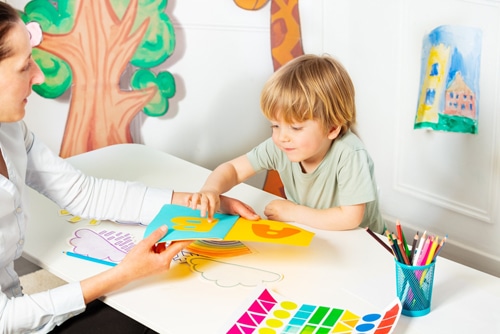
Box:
334;0;500;277
14;0;500;277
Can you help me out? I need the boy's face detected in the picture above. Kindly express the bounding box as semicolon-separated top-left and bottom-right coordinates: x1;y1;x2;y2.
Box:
270;118;341;172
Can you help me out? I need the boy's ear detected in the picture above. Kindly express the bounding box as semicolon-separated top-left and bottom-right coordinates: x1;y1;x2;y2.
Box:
327;126;342;140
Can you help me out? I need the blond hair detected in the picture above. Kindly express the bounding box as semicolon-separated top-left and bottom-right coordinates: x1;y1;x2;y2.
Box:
260;54;356;136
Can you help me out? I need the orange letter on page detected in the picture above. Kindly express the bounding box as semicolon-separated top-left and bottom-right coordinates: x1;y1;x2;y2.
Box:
251;223;300;239
171;217;216;233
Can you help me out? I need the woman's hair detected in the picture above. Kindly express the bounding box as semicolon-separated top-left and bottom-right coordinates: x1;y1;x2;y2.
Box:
260;54;356;136
0;2;20;62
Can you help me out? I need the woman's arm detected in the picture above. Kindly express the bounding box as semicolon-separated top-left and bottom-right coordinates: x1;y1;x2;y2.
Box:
0;227;189;333
80;226;190;303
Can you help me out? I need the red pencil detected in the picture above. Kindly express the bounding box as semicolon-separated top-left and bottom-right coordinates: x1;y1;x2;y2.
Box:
396;220;410;259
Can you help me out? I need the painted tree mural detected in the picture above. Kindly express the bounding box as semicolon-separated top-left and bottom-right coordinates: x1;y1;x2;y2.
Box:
19;0;176;158
234;0;304;197
234;0;303;71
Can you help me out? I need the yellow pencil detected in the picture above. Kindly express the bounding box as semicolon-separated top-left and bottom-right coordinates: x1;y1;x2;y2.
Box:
432;236;447;262
425;236;439;265
419;236;440;285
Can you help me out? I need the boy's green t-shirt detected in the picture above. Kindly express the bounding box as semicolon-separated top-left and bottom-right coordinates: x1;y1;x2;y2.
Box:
246;130;385;234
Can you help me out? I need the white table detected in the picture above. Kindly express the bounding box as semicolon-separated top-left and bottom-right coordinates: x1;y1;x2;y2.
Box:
23;144;500;333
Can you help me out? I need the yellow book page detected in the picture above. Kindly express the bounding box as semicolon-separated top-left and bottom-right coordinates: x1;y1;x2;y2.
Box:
224;218;314;246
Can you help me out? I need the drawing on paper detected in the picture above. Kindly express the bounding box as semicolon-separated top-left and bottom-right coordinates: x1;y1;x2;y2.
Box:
187;256;283;288
187;240;254;258
414;25;482;134
69;228;137;263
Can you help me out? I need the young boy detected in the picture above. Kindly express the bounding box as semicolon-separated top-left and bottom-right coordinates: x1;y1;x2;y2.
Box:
191;54;385;234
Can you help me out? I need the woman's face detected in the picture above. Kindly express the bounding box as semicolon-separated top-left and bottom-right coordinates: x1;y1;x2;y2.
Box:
0;20;44;122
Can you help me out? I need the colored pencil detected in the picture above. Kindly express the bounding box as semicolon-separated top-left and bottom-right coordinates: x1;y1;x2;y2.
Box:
385;231;398;259
418;237;440;285
388;239;401;262
416;236;432;266
425;236;439;265
397;239;410;265
64;251;117;267
396;220;410;259
432;235;447;262
409;232;419;264
412;231;427;265
385;230;393;243
365;227;393;255
392;234;406;264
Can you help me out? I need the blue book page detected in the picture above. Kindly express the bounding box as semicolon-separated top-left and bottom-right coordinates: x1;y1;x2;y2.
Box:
144;204;240;242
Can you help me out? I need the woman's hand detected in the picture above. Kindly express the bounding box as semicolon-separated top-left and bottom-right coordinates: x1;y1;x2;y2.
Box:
118;226;191;279
80;226;191;304
220;195;259;220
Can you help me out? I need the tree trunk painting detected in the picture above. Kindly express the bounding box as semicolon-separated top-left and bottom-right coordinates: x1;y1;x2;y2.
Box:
21;0;176;158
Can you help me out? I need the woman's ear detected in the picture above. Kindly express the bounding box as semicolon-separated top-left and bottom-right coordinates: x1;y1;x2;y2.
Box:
327;126;342;140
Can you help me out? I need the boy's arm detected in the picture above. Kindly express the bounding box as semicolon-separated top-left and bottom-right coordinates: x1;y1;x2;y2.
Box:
192;155;257;220
264;200;365;231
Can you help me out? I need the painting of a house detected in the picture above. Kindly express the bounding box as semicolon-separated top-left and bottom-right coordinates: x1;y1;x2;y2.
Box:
444;71;476;119
414;25;482;134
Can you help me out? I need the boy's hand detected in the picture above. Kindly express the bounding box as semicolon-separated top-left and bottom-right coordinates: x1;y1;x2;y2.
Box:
264;199;296;222
188;191;220;221
187;192;260;222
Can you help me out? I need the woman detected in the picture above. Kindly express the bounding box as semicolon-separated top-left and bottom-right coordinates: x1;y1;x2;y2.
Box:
0;3;257;332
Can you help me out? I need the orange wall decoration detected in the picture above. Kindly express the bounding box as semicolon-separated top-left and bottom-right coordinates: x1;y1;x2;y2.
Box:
235;0;304;197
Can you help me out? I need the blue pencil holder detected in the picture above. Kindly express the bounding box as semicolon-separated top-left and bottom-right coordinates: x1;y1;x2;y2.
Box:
395;260;436;317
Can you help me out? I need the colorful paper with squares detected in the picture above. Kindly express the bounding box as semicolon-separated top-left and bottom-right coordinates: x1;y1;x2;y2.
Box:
226;288;402;334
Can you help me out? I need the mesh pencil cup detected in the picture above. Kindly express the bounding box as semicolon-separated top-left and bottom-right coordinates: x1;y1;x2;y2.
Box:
395;260;436;317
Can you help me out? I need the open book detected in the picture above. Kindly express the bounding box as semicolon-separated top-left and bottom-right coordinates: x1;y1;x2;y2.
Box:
144;204;314;246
